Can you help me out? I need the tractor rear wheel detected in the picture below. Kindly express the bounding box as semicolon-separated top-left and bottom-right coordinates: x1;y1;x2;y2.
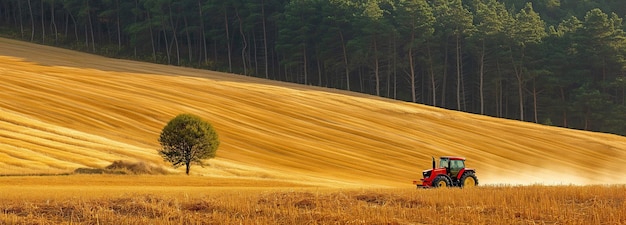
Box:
459;172;478;188
432;176;451;188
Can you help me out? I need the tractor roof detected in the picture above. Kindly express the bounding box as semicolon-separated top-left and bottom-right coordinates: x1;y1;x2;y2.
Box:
440;156;465;160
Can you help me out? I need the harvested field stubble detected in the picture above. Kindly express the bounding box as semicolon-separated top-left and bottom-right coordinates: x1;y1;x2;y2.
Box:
1;185;624;224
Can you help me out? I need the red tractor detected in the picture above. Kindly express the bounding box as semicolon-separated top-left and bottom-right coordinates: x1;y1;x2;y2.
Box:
413;156;478;188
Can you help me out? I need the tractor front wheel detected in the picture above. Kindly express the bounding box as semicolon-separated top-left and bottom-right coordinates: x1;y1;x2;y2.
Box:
459;172;478;188
432;176;451;188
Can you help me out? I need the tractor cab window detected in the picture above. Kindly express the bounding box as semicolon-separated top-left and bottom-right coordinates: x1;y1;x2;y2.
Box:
450;160;464;169
449;160;464;178
439;158;449;168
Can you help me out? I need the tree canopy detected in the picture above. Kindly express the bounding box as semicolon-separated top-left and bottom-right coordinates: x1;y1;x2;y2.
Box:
158;113;219;175
1;0;625;135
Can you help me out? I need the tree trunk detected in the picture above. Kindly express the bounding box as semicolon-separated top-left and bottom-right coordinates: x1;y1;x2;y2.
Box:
407;30;416;102
116;0;121;50
41;0;45;43
27;0;34;41
393;34;397;99
456;34;462;110
373;39;380;96
261;0;269;79
441;44;448;108
198;0;208;65
494;79;500;117
224;8;232;72
69;13;78;42
517;75;524;121
532;79;539;123
146;11;157;62
168;6;180;65
359;67;364;92
584;109;590;130
162;22;171;64
18;0;24;38
84;24;88;48
213;39;218;65
427;44;436;106
408;45;416;103
421;65;426;103
303;44;307;84
339;30;349;91
386;53;391;98
622;84;625;105
252;31;258;76
50;0;58;44
183;15;192;62
317;54;322;85
235;8;247;75
560;87;567;127
479;40;485;114
87;5;95;52
64;11;68;37
185;163;190;175
496;60;503;117
510;46;525;121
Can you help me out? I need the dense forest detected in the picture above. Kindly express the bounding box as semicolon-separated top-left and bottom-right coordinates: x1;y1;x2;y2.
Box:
1;0;625;135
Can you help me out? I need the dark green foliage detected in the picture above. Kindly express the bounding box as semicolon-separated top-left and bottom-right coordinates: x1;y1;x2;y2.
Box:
158;114;220;175
1;0;626;135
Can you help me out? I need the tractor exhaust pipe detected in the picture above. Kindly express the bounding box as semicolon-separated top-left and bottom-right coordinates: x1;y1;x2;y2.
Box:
432;156;435;170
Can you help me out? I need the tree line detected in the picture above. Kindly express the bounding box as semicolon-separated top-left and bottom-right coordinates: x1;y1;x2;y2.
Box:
1;0;625;135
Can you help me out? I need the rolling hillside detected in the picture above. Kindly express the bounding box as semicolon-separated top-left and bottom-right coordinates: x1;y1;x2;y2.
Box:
1;38;625;187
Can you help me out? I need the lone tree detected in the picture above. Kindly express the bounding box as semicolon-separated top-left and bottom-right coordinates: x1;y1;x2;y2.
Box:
158;113;220;175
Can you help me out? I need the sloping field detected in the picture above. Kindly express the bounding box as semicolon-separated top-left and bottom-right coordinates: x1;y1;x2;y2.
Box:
1;38;625;187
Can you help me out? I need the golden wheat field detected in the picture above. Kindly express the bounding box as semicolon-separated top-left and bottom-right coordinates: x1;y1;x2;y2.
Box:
0;182;624;224
1;38;626;224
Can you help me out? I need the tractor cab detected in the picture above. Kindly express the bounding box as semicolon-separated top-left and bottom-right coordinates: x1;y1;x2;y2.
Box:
439;156;465;178
413;156;478;188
